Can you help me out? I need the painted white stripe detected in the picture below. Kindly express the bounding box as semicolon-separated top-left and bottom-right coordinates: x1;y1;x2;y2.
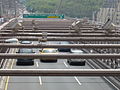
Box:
36;62;39;67
74;76;82;86
64;62;68;68
103;77;119;90
39;76;42;85
87;61;119;89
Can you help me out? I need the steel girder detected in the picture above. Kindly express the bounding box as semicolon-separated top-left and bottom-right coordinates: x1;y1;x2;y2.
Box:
0;53;120;59
0;69;119;76
1;44;120;48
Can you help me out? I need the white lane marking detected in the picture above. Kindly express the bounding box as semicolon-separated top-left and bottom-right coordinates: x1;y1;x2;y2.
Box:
103;77;119;90
64;61;68;68
87;61;119;89
63;60;82;86
39;76;42;85
36;61;42;86
74;76;82;86
36;62;39;67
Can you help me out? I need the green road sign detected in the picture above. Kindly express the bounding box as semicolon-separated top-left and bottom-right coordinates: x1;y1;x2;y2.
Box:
23;14;64;19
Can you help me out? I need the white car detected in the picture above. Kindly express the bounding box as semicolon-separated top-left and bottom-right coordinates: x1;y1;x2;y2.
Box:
5;38;19;43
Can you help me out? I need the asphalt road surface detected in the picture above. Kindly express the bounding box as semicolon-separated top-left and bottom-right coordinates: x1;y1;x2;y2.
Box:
5;59;115;90
4;41;116;90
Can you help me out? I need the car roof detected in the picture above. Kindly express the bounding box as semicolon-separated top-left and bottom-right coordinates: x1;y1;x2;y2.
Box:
42;48;57;50
20;41;32;44
71;49;84;53
5;38;18;43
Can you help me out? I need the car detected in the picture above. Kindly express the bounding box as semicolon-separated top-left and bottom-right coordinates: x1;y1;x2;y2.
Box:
67;49;86;66
20;41;32;44
40;48;58;62
16;48;34;65
58;41;71;52
5;38;19;43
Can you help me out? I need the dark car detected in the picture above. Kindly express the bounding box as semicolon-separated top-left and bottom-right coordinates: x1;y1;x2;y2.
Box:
16;48;34;65
67;49;86;66
58;41;71;52
20;41;32;44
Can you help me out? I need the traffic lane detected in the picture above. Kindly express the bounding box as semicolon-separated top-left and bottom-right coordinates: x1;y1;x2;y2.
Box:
64;59;115;90
38;59;67;69
6;58;114;90
38;59;114;90
7;59;41;90
38;59;83;90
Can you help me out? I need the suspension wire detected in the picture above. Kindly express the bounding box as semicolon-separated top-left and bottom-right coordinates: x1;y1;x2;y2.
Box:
98;0;106;23
55;0;63;14
98;0;110;23
103;0;113;23
111;0;117;22
112;0;120;24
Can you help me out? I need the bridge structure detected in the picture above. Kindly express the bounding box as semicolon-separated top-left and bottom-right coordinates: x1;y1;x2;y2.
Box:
0;17;120;90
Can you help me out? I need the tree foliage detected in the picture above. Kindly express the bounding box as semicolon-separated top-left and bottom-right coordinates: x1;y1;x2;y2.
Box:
24;0;104;19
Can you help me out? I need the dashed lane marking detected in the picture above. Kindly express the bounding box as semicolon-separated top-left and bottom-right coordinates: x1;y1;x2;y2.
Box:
36;62;39;67
39;76;42;85
63;61;68;68
74;76;82;86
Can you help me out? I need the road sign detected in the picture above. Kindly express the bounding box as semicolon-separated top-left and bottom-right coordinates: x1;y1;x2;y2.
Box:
23;14;64;19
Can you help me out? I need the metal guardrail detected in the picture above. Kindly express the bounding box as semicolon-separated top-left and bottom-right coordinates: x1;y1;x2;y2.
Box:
0;69;119;76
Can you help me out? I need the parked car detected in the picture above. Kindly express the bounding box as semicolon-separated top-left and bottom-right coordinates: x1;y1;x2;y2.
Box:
16;48;34;65
67;49;86;66
20;41;32;44
40;48;58;62
58;41;71;52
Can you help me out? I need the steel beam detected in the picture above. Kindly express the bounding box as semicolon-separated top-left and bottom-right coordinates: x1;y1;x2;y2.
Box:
1;44;120;48
0;34;120;37
1;30;105;33
1;30;76;33
0;33;106;37
0;53;120;59
0;37;120;41
0;69;119;76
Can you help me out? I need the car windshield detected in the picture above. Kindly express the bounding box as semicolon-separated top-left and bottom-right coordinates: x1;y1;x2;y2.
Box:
42;49;57;53
19;49;33;53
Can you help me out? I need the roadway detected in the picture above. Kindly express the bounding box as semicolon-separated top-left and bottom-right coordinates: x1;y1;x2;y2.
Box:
2;41;115;90
6;59;115;90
